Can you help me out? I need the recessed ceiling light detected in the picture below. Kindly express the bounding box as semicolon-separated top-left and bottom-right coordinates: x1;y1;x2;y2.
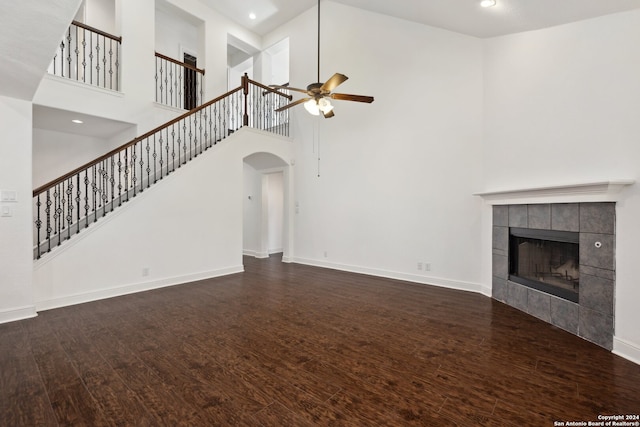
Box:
71;119;83;124
480;0;496;7
249;12;256;20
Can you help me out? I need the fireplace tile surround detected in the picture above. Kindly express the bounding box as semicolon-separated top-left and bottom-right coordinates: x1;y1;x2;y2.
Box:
492;202;615;349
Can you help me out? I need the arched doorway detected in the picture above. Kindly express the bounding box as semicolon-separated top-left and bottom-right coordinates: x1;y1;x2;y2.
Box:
243;152;290;261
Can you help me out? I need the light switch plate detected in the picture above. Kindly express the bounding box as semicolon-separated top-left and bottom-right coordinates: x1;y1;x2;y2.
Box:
0;190;17;202
1;206;11;217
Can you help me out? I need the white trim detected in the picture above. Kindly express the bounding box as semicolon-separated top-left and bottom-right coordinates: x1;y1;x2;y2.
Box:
613;337;640;365
243;249;269;258
0;305;37;324
292;257;488;295
474;180;635;205
36;265;244;312
42;73;125;97
153;101;186;114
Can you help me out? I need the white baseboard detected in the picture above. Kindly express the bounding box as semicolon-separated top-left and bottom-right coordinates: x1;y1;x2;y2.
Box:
613;337;640;365
36;265;244;312
291;257;486;294
0;305;37;324
243;249;269;259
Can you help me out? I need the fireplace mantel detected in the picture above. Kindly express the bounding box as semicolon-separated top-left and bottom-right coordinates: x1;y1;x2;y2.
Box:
474;180;634;205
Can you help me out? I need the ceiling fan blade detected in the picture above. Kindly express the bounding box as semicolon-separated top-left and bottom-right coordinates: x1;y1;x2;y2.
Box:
275;97;311;112
323;109;335;119
330;93;375;103
270;85;309;94
321;73;348;92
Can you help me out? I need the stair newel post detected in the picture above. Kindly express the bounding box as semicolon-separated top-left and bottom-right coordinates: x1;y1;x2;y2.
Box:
242;73;249;127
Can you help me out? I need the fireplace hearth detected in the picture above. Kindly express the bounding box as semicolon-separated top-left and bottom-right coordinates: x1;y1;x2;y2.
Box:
509;227;579;303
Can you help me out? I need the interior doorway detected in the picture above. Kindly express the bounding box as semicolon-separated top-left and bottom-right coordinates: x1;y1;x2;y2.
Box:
243;153;288;260
227;34;256;89
183;53;198;110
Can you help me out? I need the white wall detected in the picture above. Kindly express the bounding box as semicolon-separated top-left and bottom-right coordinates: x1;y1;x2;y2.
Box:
33;128;129;187
482;10;640;361
155;4;200;60
34;128;294;309
267;172;284;253
161;0;262;97
265;2;485;293
85;0;116;35
0;96;36;322
243;163;262;255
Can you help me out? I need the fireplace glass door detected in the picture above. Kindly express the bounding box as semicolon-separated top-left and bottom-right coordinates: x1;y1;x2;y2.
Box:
509;228;579;303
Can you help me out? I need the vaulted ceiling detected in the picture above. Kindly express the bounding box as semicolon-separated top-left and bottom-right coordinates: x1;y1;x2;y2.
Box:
201;0;640;38
0;0;82;100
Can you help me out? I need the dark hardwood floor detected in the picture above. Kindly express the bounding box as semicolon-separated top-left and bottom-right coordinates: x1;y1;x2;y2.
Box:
2;255;639;426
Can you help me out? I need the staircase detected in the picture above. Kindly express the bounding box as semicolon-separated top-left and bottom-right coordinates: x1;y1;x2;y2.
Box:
32;75;292;259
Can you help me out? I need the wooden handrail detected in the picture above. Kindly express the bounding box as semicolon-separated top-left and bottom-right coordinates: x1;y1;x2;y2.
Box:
72;20;122;43
155;52;205;75
33;78;292;196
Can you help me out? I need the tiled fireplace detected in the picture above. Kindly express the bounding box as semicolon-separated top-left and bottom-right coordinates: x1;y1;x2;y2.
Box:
492;203;615;349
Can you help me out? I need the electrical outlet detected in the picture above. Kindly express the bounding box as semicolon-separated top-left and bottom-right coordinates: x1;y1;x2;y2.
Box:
425;263;431;272
142;267;150;277
324;251;328;258
417;262;423;271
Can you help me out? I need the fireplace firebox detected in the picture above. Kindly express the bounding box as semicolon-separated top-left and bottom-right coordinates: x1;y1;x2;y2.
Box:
509;227;579;303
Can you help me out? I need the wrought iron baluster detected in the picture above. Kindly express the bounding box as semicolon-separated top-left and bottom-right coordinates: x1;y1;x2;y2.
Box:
54;184;61;246
89;32;94;85
74;26;80;82
92;164;98;222
178;69;183;110
214;103;219;145
199;73;203;107
124;148;130;200
65;28;72;78
169;62;175;108
155;57;160;103
84;169;90;228
35;195;42;259
103;160;108;211
45;190;52;254
102;37;107;88
131;144;138;196
81;28;87;82
76;173;82;234
66;177;74;239
222;98;227;140
190;114;196;157
115;42;120;91
109;157;116;211
162;129;168;178
140;140;146;191
117;151;123;206
171;125;176;172
95;36;101;88
183;120;189;162
203;109;209;150
152;134;158;183
109;39;114;90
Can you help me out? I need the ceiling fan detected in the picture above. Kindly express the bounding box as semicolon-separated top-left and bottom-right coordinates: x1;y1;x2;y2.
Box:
271;0;374;118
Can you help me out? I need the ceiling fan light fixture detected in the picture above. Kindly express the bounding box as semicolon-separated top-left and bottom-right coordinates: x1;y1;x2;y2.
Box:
318;98;334;114
304;99;321;115
480;0;496;7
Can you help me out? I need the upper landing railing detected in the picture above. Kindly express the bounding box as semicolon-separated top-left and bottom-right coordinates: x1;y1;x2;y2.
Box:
155;52;205;110
48;20;122;91
32;75;292;259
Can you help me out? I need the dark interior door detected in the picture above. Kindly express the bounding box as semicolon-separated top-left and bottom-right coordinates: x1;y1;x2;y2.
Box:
184;53;197;110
